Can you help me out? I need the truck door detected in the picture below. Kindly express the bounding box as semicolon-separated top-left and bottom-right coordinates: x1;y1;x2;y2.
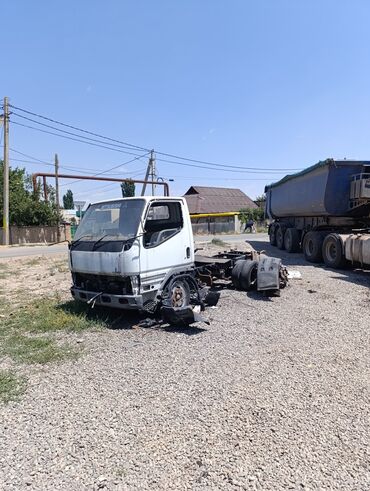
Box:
142;200;193;290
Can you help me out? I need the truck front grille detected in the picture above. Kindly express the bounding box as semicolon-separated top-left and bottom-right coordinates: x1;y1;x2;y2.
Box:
73;273;132;295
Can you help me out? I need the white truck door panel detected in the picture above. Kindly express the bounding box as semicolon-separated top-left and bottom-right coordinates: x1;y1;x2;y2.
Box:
141;200;193;290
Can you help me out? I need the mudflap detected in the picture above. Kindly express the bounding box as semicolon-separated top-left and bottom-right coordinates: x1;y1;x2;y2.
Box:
160;306;210;327
257;256;286;295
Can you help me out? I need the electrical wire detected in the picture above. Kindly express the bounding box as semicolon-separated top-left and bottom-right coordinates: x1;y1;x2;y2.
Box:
11;121;293;175
155;157;292;174
9;147;53;164
11;112;147;152
9;104;149;152
68;167;148;196
10;103;302;172
11;120;150;158
59;152;150;187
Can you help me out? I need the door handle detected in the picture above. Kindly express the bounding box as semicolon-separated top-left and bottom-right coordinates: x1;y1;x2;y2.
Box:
186;247;191;258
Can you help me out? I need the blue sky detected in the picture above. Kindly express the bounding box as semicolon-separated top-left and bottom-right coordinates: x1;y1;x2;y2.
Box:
3;0;370;203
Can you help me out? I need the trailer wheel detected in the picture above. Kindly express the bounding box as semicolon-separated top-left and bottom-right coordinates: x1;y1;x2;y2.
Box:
284;228;300;253
239;260;258;291
322;234;347;269
276;225;286;250
269;226;277;246
303;231;324;263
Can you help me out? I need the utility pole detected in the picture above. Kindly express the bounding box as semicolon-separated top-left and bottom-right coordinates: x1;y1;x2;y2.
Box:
141;150;156;196
55;153;61;242
2;97;10;245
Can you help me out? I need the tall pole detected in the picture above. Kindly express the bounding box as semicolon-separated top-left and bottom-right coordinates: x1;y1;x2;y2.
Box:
150;151;157;195
2;97;10;245
141;149;155;196
55;153;61;242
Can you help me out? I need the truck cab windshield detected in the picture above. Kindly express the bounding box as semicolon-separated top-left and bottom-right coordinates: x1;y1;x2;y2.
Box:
73;199;146;242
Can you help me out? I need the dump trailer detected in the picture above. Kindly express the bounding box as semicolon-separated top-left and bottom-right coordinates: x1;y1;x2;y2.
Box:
69;196;288;326
265;159;370;268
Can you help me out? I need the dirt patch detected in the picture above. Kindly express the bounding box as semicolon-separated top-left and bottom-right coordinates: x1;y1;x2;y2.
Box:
0;254;71;305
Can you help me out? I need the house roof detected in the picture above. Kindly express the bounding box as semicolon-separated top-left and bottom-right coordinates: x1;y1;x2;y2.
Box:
183;186;257;214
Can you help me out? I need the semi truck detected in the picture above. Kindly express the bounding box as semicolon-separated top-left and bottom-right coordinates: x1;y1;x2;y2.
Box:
68;196;288;325
265;159;370;268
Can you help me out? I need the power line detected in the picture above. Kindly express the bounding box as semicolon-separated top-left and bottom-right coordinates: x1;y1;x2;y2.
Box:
11;120;150;158
9;103;302;172
11;121;292;175
9;147;53;164
9;104;149;152
59;151;150;187
74;168;148;195
155;157;292;174
155;151;300;172
10;158;55;168
161;175;273;181
11;112;147;152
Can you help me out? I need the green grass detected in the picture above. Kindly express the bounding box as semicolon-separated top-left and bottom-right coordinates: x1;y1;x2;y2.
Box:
0;297;105;370
0;370;26;403
3;297;105;334
2;335;78;365
211;238;228;247
0;297;106;400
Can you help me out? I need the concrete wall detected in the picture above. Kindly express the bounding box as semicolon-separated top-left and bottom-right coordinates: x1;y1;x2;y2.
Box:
0;225;71;245
191;216;237;235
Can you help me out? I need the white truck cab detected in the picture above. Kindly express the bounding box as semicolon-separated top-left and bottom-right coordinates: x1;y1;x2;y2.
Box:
69;196;194;311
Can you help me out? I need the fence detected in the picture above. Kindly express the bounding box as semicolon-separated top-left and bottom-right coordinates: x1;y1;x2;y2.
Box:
191;215;236;235
0;224;71;245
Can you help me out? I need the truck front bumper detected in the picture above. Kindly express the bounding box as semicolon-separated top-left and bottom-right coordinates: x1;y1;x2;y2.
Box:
71;287;144;310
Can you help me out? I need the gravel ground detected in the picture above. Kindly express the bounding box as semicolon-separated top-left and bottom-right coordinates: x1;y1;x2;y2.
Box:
1;236;370;490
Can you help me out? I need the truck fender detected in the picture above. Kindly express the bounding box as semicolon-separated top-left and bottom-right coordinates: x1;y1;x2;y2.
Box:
156;265;195;299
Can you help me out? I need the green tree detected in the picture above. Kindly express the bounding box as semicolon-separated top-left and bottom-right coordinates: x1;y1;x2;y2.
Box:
0;162;61;226
254;193;266;209
121;180;135;198
62;189;74;209
239;207;265;224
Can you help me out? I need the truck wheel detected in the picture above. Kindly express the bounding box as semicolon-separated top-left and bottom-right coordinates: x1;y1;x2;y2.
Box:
164;279;191;308
276;225;286;250
231;260;245;290
239;260;258;291
322;234;347;269
284;228;300;253
269;226;277;246
303;231;324;263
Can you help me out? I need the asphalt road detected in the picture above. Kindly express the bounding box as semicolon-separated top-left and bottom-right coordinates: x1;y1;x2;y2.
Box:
0;243;68;258
0;233;267;258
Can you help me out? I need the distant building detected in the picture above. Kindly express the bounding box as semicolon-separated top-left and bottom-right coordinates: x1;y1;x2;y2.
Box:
183;186;257;234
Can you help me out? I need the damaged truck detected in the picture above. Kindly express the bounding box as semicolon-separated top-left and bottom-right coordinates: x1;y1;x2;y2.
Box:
69;195;287;325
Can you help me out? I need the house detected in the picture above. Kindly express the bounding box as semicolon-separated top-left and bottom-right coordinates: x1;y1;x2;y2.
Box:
183;186;257;234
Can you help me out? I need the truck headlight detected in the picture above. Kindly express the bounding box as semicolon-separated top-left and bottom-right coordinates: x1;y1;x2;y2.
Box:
130;275;140;296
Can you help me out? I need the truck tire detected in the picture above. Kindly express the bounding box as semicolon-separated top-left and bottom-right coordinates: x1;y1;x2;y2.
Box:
284;228;300;253
231;260;245;290
303;231;324;263
239;260;258;291
163;279;191;308
322;234;347;269
276;225;286;250
269;226;277;246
